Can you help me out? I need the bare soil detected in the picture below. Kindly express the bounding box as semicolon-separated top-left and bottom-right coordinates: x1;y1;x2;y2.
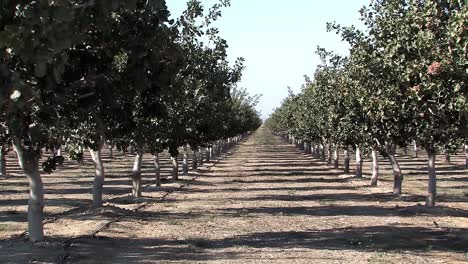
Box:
0;127;467;263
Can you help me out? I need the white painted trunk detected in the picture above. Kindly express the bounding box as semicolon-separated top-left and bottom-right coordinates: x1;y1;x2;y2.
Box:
172;156;179;180
370;149;379;186
334;145;339;169
132;150;143;197
465;144;468;169
153;153;160;187
413;140;418;158
209;147;213;161
89;146;105;207
355;147;363;178
13;141;44;242
426;151;437;207
57;147;63;165
182;145;188;175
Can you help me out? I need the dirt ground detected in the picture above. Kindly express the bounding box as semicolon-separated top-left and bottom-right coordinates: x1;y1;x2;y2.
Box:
0;127;467;263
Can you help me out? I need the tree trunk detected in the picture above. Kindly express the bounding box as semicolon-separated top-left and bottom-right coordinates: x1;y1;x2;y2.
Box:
78;146;84;164
109;145;113;159
370;148;379;186
334;145;339;169
465;144;468;169
403;146;408;156
89;145;105;207
305;142;311;154
209;146;214;161
57;147;63;166
13;140;44;242
426;151;437;207
153;153;160;187
344;148;350;173
192;149;198;170
206;147;210;162
320;144;326;161
199;149;204;166
182;144;189;175
413;140;418;158
355;146;363;178
132;150;143;198
327;144;332;165
130;146;135;155
299;140;304;151
315;144;321;158
0;146;6;178
444;152;450;164
387;145;403;197
172;155;179;180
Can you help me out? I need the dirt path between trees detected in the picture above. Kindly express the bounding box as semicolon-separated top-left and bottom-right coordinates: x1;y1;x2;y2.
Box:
1;127;468;263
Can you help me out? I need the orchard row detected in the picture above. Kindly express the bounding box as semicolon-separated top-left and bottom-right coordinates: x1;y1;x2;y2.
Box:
266;0;467;207
0;0;262;241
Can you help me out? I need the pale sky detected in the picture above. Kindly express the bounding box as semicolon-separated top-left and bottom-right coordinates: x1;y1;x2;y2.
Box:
166;0;369;119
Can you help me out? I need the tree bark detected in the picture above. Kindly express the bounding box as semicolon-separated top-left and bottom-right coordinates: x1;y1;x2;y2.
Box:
132;150;143;197
426;150;437;207
56;146;63;166
355;146;363;178
108;145;113;159
153;152;160;187
0;146;7;178
413;140;418;158
465;144;468;169
192;149;198;170
444;152;450;164
299;140;304;151
205;147;210;162
387;144;403;197
327;144;332;165
182;144;189;175
320;144;326;161
334;145;339;169
13;139;44;242
172;155;179;180
89;145;105;207
344;147;350;173
209;146;214;161
199;149;204;165
305;142;311;154
370;148;379;186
